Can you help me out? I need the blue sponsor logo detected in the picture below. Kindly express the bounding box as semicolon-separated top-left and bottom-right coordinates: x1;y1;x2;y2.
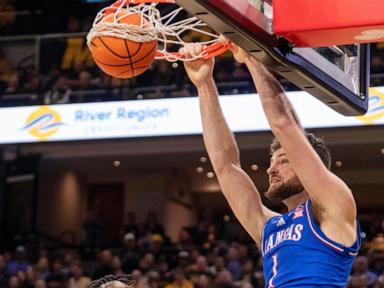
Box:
75;107;169;122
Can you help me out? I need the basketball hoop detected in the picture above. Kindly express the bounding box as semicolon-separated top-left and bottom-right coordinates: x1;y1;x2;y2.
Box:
86;0;230;62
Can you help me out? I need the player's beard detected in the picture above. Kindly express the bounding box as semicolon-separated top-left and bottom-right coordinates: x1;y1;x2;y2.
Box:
266;176;304;202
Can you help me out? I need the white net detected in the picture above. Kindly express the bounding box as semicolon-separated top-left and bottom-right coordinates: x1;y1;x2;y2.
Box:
86;0;227;62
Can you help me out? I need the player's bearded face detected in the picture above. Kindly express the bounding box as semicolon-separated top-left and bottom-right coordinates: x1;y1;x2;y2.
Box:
265;149;304;202
266;174;304;202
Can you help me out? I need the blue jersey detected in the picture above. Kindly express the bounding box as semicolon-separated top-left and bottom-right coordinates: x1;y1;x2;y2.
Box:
261;200;360;287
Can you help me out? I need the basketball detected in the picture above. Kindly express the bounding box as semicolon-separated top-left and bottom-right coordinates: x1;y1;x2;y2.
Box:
89;11;157;79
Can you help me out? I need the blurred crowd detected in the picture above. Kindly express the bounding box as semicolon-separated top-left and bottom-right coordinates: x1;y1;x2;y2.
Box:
0;51;257;107
0;11;259;106
1;43;383;107
1;3;384;107
0;209;384;288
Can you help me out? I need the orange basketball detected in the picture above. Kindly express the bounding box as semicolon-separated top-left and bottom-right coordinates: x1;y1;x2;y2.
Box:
89;11;157;79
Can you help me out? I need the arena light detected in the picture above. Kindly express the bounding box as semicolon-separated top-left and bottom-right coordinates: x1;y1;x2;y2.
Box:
196;167;204;173
251;164;259;171
114;160;121;167
335;161;343;167
200;157;207;163
206;172;215;179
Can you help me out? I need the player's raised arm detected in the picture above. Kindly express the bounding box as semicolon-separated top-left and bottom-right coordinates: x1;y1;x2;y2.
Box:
181;44;278;245
231;45;357;246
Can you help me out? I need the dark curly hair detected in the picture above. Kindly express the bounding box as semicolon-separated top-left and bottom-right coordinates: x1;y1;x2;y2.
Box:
89;275;135;288
270;132;332;170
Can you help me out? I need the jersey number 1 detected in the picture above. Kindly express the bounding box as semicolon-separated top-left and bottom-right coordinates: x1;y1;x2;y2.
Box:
268;254;278;288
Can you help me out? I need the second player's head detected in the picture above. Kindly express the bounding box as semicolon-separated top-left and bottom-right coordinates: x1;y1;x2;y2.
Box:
89;275;134;288
265;133;331;203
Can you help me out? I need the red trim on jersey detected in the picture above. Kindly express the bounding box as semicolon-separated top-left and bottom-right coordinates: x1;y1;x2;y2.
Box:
305;201;345;253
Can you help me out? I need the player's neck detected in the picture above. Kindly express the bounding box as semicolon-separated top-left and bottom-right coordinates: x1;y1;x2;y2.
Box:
283;191;308;211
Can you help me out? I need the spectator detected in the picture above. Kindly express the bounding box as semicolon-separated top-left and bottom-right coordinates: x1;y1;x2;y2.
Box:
0;255;7;287
196;274;210;288
0;209;382;288
213;270;234;288
371;55;384;74
226;246;243;281
0;0;16;32
165;269;194;288
374;273;384;288
177;228;194;252
44;76;71;105
93;249;114;280
137;222;151;249
34;257;50;280
62;251;79;276
42;65;61;91
148;234;165;258
66;16;81;33
66;61;87;85
35;279;47;288
0;49;12;86
121;233;141;273
177;251;191;271
46;259;68;288
237;244;249;265
149;62;173;86
155;260;172;286
5;246;31;277
25;266;37;288
147;271;161;288
252;258;265;288
8;275;21;288
371;55;384;86
349;255;377;287
138;253;156;275
68;261;91;288
370;234;384;276
111;256;123;276
187;255;213;286
16;270;27;287
241;259;262;288
19;65;37;88
77;71;94;90
23;75;42;94
131;269;149;288
210;256;227;278
5;72;21;94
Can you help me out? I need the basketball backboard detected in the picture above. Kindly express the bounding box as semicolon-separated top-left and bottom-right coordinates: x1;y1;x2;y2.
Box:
174;0;370;116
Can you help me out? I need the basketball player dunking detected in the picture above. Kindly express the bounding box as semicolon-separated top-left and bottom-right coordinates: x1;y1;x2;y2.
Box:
181;44;360;287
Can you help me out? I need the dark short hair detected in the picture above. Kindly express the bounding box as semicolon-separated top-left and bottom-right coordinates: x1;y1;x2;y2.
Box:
270;132;332;170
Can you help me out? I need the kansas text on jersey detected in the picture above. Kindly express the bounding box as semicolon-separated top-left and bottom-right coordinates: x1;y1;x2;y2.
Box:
260;200;360;288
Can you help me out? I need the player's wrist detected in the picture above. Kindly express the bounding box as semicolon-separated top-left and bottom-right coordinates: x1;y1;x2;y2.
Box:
244;55;258;67
195;78;215;89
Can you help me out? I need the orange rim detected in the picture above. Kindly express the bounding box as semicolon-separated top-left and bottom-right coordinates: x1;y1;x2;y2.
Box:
104;0;175;15
155;41;232;60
